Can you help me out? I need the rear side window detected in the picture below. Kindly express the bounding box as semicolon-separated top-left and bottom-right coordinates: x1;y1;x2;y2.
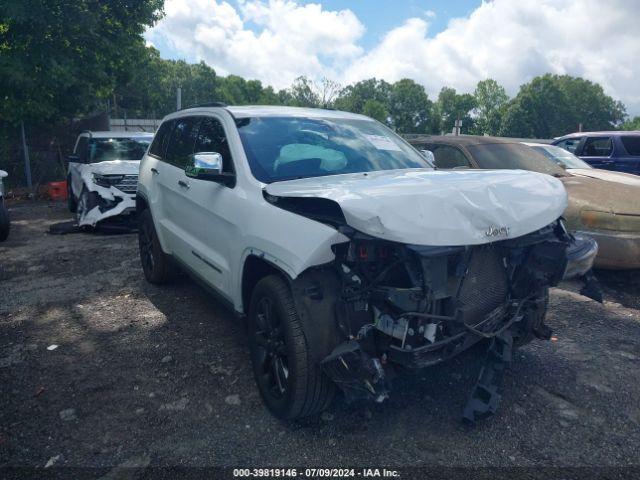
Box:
555;137;581;153
430;145;471;169
620;136;640;156
165;117;199;168
583;137;613;157
149;121;174;158
194;117;235;173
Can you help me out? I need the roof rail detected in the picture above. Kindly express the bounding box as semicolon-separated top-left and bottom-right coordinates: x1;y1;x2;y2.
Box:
182;101;228;110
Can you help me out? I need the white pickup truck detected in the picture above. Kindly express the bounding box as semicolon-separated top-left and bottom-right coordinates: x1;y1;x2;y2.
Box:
136;105;599;421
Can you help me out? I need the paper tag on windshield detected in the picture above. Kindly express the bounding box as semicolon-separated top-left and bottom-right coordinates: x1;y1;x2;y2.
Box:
364;134;402;151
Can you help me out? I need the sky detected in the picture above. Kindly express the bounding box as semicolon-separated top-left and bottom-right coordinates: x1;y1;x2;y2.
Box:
145;0;640;115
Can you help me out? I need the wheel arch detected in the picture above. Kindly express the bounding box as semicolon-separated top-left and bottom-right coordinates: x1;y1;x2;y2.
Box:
241;254;292;315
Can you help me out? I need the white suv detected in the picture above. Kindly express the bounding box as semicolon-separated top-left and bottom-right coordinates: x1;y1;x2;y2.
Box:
67;131;154;227
137;105;598;421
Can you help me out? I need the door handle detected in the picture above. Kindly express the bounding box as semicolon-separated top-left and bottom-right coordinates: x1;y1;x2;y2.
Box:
150;168;159;175
178;180;190;189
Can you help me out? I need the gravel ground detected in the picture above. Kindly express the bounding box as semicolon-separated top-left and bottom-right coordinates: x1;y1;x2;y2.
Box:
1;201;639;474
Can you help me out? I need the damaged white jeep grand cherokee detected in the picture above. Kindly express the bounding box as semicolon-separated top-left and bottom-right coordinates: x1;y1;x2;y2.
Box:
68;131;154;227
137;105;599;421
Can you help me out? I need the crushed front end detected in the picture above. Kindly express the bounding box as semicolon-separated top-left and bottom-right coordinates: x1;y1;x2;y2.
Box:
319;220;599;419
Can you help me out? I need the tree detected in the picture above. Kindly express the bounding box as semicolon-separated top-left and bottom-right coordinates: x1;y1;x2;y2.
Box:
361;100;387;123
500;74;626;138
555;75;626;131
621;116;640;131
334;78;392;115
0;0;164;125
387;79;434;133
472;79;509;135
434;87;477;134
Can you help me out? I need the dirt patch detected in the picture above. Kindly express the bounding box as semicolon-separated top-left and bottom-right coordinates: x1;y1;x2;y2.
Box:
1;201;640;470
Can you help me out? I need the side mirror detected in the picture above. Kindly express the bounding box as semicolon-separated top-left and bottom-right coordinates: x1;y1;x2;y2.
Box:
185;152;235;187
420;149;435;167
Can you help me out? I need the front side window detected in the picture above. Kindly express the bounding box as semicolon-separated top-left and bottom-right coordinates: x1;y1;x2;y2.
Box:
430;144;471;169
582;137;613;157
467;143;566;176
556;137;582;153
164;117;199;168
87;137;151;162
236;116;430;183
194;117;234;173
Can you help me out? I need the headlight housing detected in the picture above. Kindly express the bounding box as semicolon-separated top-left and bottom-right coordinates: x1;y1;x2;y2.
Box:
580;210;640;232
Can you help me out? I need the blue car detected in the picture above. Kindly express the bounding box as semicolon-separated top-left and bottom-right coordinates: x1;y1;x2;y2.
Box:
552;131;640;175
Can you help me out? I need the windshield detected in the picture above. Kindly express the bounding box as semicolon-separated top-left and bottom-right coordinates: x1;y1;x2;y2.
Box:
466;143;566;176
531;144;593;169
88;137;152;162
236;116;430;183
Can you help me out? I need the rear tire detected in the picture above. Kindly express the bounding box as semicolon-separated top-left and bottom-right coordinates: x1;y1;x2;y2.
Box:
248;275;335;419
138;208;177;284
0;200;10;242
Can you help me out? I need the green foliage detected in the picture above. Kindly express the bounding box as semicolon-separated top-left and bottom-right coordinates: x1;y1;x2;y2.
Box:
472;79;509;135
362;99;388;123
387;79;434;133
621;116;640;131
500;74;626;138
434;87;477;134
0;0;164;125
334;79;392;114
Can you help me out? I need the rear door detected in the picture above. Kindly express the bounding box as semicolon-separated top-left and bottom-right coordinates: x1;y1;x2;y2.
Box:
616;135;640;175
579;136;615;170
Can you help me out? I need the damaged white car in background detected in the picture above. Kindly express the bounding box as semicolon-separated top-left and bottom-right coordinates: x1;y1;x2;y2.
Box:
67;131;153;228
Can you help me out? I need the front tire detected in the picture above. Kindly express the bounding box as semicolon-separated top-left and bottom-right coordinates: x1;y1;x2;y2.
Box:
0;200;10;242
138;208;177;284
248;275;335;419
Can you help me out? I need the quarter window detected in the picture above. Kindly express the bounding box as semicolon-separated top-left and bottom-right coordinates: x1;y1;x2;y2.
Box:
582;137;613;157
194;117;234;173
165;117;199;168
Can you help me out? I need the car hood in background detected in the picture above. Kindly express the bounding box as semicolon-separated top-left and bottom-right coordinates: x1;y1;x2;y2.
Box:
567;168;640;187
561;175;640;217
87;160;140;176
265;169;567;246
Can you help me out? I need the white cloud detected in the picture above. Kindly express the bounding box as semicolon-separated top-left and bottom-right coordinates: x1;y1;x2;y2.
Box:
146;0;640;114
343;0;640;114
145;0;364;88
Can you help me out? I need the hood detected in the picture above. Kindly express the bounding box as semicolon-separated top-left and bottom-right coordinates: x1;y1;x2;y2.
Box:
567;168;640;187
561;175;640;218
87;160;140;176
265;169;567;246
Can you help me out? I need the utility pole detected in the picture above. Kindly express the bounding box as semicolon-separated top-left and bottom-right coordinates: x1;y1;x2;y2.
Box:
177;87;182;110
20;121;33;196
453;118;462;136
